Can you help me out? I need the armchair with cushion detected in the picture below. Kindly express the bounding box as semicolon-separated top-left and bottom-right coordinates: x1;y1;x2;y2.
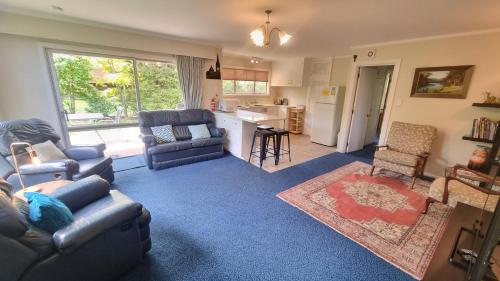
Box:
0;118;114;190
139;109;226;170
370;121;437;187
0;175;151;281
429;164;500;212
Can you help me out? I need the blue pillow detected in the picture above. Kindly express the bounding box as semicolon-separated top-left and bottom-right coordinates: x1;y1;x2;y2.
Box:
25;192;74;234
188;124;211;140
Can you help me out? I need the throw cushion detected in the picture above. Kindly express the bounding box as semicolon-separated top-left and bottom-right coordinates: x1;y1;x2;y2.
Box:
0;129;20;156
32;140;68;163
173;126;192;141
25;192;74;234
0;181;29;238
151;125;176;144
188;124;211;140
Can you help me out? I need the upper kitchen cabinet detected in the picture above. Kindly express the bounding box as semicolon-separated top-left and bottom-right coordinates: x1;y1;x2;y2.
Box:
270;58;305;87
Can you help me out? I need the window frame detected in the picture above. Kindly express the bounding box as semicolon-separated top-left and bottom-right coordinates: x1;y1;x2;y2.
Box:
222;66;270;97
45;46;181;134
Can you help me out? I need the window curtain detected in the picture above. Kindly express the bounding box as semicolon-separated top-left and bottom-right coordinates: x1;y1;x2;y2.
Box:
175;55;205;109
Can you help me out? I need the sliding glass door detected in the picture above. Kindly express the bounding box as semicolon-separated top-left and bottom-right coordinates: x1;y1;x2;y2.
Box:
48;50;182;157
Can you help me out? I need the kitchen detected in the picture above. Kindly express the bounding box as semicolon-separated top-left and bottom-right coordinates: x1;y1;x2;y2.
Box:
213;55;347;171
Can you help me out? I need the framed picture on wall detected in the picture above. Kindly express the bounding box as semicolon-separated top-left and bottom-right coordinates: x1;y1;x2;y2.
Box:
410;65;474;98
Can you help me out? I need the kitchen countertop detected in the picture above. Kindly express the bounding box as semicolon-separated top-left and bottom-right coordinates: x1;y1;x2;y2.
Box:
214;109;286;123
237;104;295;109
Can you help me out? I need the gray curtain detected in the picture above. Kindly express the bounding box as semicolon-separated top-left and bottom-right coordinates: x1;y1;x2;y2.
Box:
175;55;205;109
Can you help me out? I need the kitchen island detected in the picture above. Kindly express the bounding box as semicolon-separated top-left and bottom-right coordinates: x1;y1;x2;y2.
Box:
214;109;287;160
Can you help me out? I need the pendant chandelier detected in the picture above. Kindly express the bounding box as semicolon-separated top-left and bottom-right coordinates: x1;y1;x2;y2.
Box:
250;10;292;47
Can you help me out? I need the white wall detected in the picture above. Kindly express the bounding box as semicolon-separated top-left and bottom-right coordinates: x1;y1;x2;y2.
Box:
0;34;61;133
353;31;500;176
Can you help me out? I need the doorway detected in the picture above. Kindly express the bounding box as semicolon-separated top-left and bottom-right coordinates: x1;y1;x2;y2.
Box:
346;65;394;152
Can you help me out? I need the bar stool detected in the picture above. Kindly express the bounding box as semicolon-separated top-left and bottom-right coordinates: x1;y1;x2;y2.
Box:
249;128;277;168
270;128;291;165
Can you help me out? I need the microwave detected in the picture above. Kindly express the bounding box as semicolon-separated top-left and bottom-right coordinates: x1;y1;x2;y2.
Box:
218;99;240;112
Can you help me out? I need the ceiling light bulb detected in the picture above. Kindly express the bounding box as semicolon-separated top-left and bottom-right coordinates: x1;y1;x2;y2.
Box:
250;27;265;47
279;31;292;46
250;57;262;64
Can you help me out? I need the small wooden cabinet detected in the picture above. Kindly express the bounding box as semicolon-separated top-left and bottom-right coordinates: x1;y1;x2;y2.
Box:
288;108;305;134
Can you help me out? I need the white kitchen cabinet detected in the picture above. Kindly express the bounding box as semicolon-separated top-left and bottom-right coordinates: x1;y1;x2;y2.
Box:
271;58;305;87
215;114;243;158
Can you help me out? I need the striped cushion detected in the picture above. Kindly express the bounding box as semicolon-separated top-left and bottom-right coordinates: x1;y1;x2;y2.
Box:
151;125;176;144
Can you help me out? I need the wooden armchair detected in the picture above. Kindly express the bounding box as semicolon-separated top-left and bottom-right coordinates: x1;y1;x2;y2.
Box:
369;121;437;187
429;164;500;212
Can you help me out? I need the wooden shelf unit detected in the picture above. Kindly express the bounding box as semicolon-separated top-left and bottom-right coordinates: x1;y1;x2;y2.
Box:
462;135;494;144
288;108;305;134
472;103;500;108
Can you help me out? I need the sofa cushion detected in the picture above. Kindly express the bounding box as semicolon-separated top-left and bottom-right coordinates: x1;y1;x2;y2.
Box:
0;118;60;146
188;124;211;140
151;125;176;144
139;109;214;128
375;149;420;167
0;183;29;238
32;140;68;162
173;126;192;140
191;137;224;148
25;192;74;234
148;140;193;154
74;157;113;180
0;130;20;156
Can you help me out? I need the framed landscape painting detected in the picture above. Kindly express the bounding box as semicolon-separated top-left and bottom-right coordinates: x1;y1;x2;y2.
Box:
410;65;474;98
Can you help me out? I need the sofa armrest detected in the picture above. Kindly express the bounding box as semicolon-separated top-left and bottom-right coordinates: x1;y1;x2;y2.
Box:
19;160;79;176
209;127;226;138
139;134;156;146
53;190;143;254
50;175;111;212
64;144;106;161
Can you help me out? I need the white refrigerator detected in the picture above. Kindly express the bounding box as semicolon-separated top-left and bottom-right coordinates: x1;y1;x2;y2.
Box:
310;86;345;146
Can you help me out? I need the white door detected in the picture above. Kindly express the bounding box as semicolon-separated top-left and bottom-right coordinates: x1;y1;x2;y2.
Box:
311;102;336;146
347;67;378;152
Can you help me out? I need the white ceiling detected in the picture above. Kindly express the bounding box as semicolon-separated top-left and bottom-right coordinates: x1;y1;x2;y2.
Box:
1;0;500;59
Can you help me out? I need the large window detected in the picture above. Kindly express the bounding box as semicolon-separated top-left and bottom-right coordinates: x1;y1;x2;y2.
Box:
51;52;182;129
222;68;269;95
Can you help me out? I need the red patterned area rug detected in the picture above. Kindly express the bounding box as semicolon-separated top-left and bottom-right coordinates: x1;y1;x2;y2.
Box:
277;161;452;280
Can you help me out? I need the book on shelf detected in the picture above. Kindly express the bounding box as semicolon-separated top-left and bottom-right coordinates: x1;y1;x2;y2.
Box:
470;117;498;140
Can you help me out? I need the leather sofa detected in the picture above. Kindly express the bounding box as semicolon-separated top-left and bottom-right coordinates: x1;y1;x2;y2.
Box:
0;118;114;190
0;175;151;281
139;109;226;170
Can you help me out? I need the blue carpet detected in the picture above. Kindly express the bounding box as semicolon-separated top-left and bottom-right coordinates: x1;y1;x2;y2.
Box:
114;152;414;281
112;155;146;172
348;143;376;160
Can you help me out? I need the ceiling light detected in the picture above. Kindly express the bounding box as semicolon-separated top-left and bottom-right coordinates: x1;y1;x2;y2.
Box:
278;31;292;46
250;57;262;64
250;27;265;47
250;10;292;47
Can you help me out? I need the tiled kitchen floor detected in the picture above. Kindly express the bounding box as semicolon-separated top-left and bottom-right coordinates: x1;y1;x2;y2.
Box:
248;134;337;173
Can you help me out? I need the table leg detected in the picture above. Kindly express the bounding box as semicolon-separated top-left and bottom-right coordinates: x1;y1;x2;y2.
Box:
422;197;438;214
274;134;282;165
259;135;267;168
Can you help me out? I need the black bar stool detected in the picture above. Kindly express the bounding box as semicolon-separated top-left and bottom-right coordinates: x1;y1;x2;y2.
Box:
269;128;291;165
249;126;277;168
